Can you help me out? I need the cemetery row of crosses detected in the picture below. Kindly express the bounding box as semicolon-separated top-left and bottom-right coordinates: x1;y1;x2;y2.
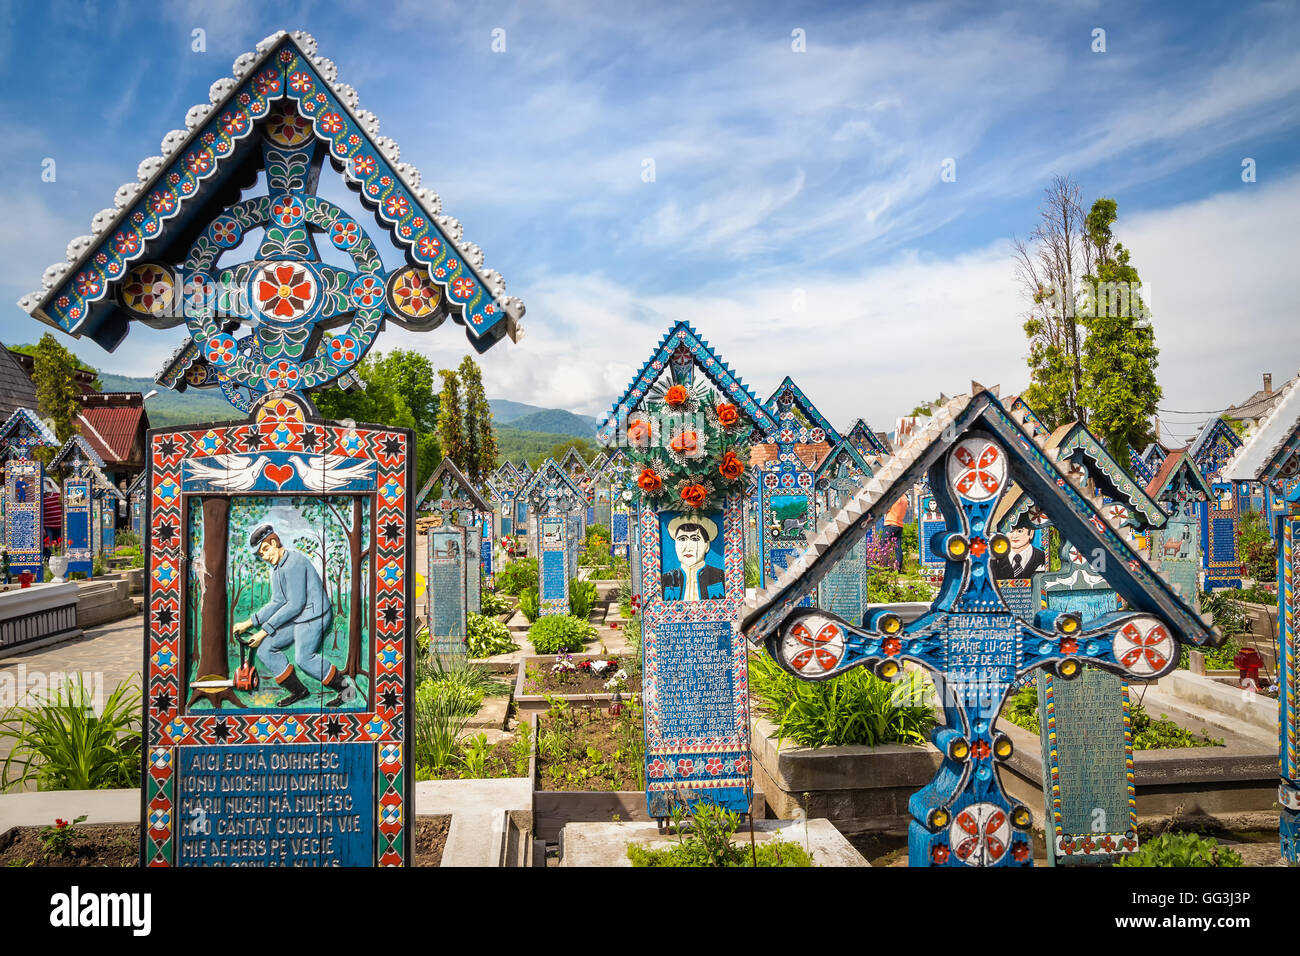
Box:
6;30;1297;867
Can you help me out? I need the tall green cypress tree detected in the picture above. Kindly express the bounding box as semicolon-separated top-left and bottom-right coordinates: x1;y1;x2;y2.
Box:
457;356;496;484
1077;198;1161;465
436;369;465;473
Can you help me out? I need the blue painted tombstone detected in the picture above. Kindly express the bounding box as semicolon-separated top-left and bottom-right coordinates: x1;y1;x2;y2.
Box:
521;459;587;616
415;457;492;619
598;322;778;816
493;461;523;538
1128;447;1155;485
742;387;1219;866
995;417;1169;864
0;409;58;581
1189;417;1244;590
427;526;468;660
1146;451;1212;608
480;512;494;588
814;440;874;625
127;472;146;538
758;377;840;588
52;435;107;577
847;417;889;460
16;30;527;867
90;467;123;556
1223;383;1300;863
592;448;633;558
561;448;595;526
917;482;947;582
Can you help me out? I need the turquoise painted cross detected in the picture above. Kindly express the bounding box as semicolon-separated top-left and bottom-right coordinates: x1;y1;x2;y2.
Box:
761;432;1184;867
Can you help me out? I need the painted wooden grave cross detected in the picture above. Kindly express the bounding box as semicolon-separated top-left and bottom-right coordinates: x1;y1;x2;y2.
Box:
415;457;492;659
743;388;1218;866
594;448;634;559
126;471;147;538
846;417;890;461
51;435;107;578
599;321;779;816
491;461;522;539
994;417;1168;864
520;459;587;616
758;377;840;589
0;409;58;582
813;439;874;626
90;466;125;556
1146;451;1212;609
1224;381;1300;864
562;447;595;526
1189;417;1245;591
19;30;525;866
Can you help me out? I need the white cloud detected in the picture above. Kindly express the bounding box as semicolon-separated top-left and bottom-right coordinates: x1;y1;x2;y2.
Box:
410;170;1300;440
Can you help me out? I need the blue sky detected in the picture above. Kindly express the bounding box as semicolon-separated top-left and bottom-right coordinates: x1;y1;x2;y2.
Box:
2;0;1298;443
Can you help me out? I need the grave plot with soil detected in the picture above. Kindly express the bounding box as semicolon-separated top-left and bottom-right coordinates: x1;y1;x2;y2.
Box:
532;700;651;842
0;822;138;868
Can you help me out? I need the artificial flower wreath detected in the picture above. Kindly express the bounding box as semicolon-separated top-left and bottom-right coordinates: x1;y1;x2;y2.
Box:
627;379;751;512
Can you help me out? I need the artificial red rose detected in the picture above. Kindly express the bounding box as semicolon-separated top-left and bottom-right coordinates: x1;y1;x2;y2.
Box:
669;430;699;456
716;403;739;427
637;468;663;493
718;450;744;480
664;384;688;407
627;418;651;447
679;483;708;508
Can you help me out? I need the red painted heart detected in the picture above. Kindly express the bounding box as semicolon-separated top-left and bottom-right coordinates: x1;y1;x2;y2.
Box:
264;463;294;488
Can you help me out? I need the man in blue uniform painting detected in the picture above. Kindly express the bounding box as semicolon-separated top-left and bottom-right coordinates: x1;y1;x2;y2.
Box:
234;524;356;708
660;514;725;601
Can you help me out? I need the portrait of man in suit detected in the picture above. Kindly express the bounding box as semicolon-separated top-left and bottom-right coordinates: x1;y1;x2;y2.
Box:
990;523;1046;581
660;513;725;601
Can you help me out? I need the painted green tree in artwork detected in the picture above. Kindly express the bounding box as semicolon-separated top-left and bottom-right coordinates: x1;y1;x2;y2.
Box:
1077;198;1160;464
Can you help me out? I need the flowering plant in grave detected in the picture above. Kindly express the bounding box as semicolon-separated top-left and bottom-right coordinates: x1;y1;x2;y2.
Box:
627;379;751;514
550;655;578;685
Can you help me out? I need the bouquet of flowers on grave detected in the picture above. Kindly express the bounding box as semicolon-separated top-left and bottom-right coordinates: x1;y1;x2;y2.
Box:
626;379;751;513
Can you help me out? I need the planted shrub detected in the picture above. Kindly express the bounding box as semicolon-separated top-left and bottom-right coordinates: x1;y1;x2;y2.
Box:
497;557;538;595
627;802;812;868
466;612;518;658
479;590;512;616
528;614;597;654
569;579;599;619
748;651;935;747
1002;685;1041;735
0;675;141;792
1115;831;1242;867
519;587;540;623
413;683;470;771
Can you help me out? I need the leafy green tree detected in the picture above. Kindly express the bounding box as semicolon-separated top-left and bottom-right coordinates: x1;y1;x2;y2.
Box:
1077;197;1160;463
30;333;92;446
314;349;442;487
1013;175;1092;429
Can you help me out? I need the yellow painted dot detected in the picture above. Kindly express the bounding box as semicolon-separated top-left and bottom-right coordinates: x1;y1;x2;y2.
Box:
995;740;1013;757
